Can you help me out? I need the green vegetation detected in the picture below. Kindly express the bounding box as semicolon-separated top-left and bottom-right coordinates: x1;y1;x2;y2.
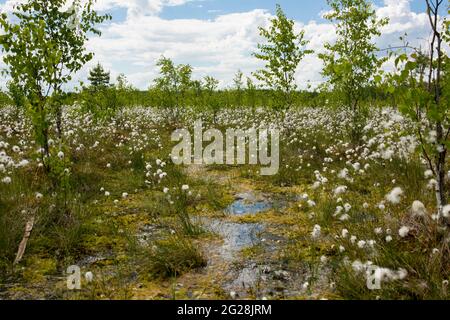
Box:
0;0;448;301
253;4;312;108
319;0;388;143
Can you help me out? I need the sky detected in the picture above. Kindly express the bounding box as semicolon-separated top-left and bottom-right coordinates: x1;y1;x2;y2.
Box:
0;0;445;90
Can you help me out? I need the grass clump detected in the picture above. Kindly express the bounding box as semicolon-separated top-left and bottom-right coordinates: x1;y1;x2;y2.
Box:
145;235;207;279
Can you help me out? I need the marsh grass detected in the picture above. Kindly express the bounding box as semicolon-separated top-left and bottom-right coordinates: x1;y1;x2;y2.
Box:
145;235;207;279
1;105;449;300
0;207;26;277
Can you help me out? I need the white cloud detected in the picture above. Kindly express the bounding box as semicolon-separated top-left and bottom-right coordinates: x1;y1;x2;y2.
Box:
377;0;430;46
1;0;194;16
86;0;440;90
0;0;25;13
0;0;446;90
85;9;272;88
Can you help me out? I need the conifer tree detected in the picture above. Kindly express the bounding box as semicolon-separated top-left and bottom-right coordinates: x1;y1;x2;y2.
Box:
88;63;111;88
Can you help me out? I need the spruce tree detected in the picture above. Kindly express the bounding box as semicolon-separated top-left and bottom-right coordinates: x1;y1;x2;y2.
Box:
88;63;111;88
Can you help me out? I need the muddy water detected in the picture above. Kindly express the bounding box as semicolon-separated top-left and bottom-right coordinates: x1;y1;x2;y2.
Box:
226;192;289;216
226;192;272;216
196;191;310;299
199;191;274;261
202;219;264;262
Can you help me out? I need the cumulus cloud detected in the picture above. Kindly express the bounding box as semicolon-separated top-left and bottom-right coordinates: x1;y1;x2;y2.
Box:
1;0;194;16
85;0;439;89
84;9;272;88
0;0;24;13
0;0;445;90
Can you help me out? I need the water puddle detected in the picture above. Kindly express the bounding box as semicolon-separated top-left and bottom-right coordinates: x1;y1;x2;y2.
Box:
198;191;275;262
201;219;264;262
225;191;291;216
195;191;302;298
226;200;272;215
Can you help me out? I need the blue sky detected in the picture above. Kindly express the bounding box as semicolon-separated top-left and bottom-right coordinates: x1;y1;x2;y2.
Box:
0;0;444;90
165;0;426;20
101;0;427;22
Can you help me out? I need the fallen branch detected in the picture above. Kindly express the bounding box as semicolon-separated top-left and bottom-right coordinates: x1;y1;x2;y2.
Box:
13;213;36;265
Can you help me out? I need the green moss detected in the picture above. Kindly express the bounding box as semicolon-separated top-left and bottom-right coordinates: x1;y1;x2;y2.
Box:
241;244;265;259
22;256;57;283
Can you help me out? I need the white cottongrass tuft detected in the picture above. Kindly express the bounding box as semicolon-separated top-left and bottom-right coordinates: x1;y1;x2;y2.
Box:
398;226;410;238
385;187;404;204
351;260;365;272
335;206;343;216
85;271;94;283
427;179;437;189
411;201;427;217
311;181;321;189
357;240;366;249
341;229;349;238
181;184;189;191
338;168;349;179
344;203;352;212
442;204;450;218
334;185;347;196
424;170;433;179
17;159;29;167
311;224;321;239
1;176;11;184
